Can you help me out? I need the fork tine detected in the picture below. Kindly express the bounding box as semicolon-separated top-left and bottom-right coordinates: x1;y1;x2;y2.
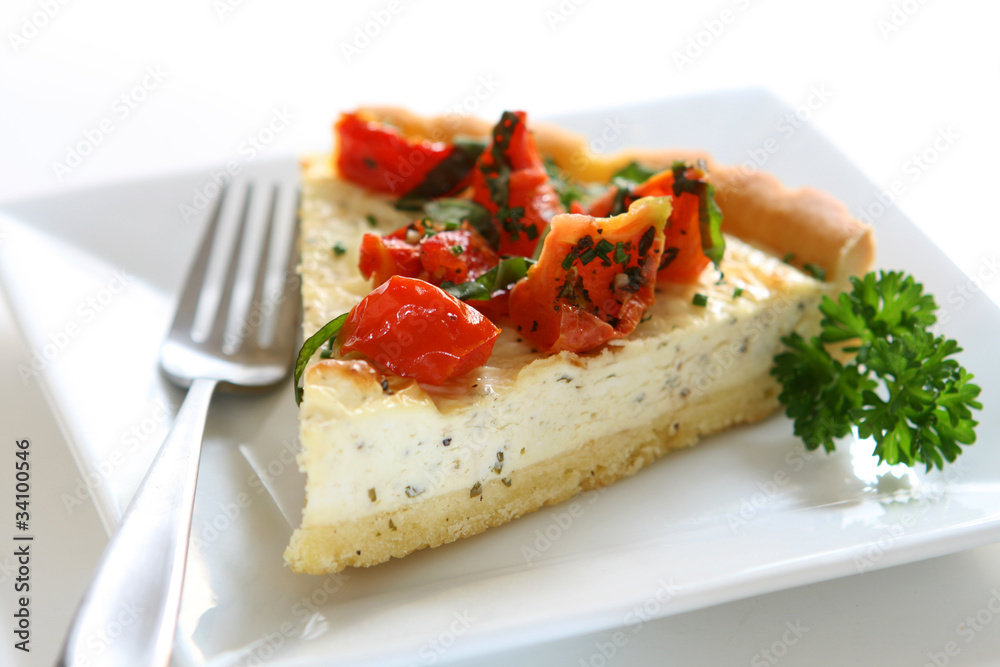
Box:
207;184;253;349
269;187;301;354
240;184;278;347
169;186;229;337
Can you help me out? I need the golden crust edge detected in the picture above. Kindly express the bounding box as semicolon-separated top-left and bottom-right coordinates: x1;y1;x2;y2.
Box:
284;378;780;574
352;105;876;284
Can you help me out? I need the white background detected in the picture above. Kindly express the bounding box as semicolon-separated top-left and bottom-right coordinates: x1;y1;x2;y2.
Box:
2;0;1000;665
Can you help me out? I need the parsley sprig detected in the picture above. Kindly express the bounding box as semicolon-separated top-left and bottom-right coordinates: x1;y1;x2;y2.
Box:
771;271;981;471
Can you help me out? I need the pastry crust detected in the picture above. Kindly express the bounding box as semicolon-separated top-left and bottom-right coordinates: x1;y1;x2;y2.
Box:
355;105;875;284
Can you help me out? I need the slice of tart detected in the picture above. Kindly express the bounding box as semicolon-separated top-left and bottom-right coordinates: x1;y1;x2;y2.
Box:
284;108;875;574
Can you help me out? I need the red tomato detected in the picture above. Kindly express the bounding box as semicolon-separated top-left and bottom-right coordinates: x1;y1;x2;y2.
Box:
471;111;564;257
358;221;499;288
335;113;455;195
633;167;711;283
419;229;498;284
587;165;712;283
338;276;501;385
508;197;671;353
358;226;423;286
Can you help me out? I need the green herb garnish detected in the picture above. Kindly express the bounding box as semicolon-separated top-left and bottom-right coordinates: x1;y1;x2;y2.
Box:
294;313;348;405
803;262;827;281
397;138;485;205
772;270;981;471
692;293;708;307
733;286;744;299
441;256;534;301
365;214;378;228
332;241;347;256
544;157;599;210
671;161;725;270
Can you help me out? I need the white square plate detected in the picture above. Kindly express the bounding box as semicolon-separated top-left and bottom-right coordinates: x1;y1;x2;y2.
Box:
2;89;999;666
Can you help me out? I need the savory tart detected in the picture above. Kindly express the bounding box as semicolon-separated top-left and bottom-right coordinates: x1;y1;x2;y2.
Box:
284;107;875;574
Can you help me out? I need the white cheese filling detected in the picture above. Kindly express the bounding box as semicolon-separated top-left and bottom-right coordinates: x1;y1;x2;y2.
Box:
298;168;827;526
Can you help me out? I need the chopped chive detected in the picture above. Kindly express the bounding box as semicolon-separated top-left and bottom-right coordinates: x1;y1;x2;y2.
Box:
613;242;629;264
366;214;378;228
450;244;464;256
332;241;347;256
733;287;744;299
692;293;709;307
802;262;826;281
782;252;796;264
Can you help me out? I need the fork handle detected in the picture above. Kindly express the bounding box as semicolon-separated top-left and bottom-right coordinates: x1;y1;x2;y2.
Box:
57;378;219;667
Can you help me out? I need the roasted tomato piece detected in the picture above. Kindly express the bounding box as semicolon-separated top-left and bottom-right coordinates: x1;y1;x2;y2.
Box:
588;163;716;283
419;229;498;284
359;220;499;288
335;112;454;195
471;111;564;257
358;225;423;286
508;197;671;353
338;276;500;385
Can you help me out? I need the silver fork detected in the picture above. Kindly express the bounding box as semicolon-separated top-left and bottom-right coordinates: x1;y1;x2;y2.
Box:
57;178;300;667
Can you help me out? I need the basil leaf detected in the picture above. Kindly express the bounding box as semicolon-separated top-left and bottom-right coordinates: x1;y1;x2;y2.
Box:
672;161;726;270
398;139;485;205
544;157;588;210
424;198;498;247
293;313;348;405
611;160;658;187
698;182;725;269
441;256;535;301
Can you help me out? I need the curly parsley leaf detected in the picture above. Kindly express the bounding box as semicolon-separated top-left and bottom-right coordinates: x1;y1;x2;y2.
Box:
771;270;981;471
